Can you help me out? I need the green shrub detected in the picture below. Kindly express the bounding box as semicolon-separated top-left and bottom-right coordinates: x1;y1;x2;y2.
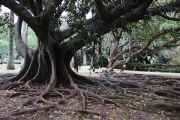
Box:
141;67;180;73
169;56;180;65
14;60;21;64
14;61;21;64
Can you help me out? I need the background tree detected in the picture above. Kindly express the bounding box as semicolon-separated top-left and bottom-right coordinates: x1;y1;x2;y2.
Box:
0;6;12;64
6;10;15;69
0;38;8;63
97;18;180;72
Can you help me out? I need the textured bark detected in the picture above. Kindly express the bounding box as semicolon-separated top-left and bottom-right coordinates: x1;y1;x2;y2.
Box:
7;11;15;70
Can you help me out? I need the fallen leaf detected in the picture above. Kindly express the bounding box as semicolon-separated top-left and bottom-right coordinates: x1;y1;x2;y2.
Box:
83;25;86;28
17;106;21;109
82;117;90;120
71;111;76;115
94;33;98;35
109;117;114;120
76;103;80;106
122;110;126;113
87;103;91;106
132;110;136;113
111;89;115;92
136;102;141;105
10;98;16;102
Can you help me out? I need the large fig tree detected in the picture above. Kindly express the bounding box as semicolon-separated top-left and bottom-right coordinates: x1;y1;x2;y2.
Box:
0;0;180;115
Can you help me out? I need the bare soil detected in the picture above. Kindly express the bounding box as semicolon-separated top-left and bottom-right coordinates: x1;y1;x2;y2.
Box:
0;67;180;120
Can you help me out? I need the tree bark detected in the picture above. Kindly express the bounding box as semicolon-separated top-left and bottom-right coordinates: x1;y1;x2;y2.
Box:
7;11;15;70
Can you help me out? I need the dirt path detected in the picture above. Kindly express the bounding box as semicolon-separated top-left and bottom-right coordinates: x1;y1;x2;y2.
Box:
122;70;180;78
1;66;180;78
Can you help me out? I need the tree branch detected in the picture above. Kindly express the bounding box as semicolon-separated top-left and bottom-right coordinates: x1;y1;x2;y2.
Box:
109;0;152;21
158;13;180;21
110;29;123;58
14;17;35;58
124;27;180;64
40;0;62;19
36;0;43;15
0;0;38;31
147;0;180;19
94;0;110;22
27;0;38;16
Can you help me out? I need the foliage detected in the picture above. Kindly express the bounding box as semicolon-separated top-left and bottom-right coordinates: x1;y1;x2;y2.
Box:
27;27;37;49
0;39;8;55
169;56;180;65
0;30;9;57
0;11;10;33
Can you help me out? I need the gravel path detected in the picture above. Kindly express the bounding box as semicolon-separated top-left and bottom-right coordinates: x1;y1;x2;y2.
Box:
122;70;180;78
0;65;180;78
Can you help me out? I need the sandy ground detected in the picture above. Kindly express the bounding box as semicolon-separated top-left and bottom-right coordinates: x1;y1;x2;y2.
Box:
0;65;180;78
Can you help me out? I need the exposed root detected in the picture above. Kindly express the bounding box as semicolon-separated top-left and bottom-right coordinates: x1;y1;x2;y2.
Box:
1;72;180;118
70;83;125;109
102;95;128;99
0;81;24;90
11;106;53;115
155;90;179;99
172;87;180;91
8;76;127;116
153;103;180;111
9;84;117;116
164;113;180;117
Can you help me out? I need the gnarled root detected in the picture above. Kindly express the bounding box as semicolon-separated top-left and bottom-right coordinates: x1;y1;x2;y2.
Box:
153;103;180;111
155;90;180;99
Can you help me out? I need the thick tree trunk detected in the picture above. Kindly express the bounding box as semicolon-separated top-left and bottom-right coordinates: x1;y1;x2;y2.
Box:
106;58;114;72
7;11;15;70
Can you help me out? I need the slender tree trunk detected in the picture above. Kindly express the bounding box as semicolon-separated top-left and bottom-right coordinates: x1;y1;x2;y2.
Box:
90;41;95;67
20;21;27;67
7;11;15;70
0;55;4;63
83;51;87;66
70;57;74;68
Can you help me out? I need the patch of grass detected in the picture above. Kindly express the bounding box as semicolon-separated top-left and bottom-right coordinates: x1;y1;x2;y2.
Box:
38;109;51;116
0;63;21;68
13;102;22;108
141;67;180;73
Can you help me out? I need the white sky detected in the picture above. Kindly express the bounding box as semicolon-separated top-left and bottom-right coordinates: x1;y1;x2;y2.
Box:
0;6;9;15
